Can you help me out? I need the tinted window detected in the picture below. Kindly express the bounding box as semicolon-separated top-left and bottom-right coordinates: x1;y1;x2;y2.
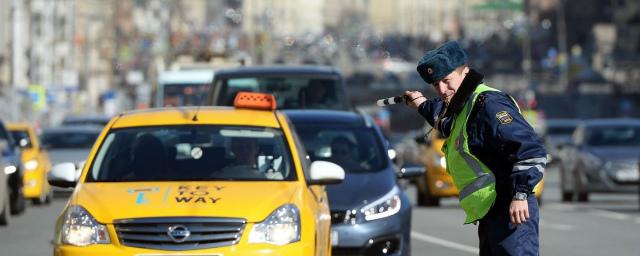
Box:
41;131;99;149
216;77;345;110
87;125;294;182
10;131;32;148
547;126;576;136
293;125;387;173
586;125;640;146
162;83;210;107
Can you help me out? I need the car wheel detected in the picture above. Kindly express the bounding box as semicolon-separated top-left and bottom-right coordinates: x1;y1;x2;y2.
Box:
577;192;589;202
10;185;26;215
573;170;589;203
44;187;54;204
560;168;573;202
419;176;440;207
0;192;9;225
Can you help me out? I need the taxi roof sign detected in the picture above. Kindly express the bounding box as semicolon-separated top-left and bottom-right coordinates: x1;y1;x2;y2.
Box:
234;92;277;110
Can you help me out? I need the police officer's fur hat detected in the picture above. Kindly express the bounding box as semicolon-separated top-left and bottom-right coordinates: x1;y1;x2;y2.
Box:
416;41;468;84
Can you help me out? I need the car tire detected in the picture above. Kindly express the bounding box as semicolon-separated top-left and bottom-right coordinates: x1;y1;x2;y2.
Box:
0;192;9;226
572;170;590;203
561;192;573;202
560;168;574;202
417;176;440;207
577;193;589;202
10;184;26;215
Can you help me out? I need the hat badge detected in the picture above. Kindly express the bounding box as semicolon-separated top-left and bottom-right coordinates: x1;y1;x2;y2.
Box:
427;67;433;75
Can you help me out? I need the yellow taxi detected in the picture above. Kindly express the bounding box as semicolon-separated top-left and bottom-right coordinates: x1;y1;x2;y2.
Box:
415;131;544;206
48;92;344;256
7;123;53;204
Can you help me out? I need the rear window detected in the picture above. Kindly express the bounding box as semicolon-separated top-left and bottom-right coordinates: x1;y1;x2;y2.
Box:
10;130;32;148
162;83;210;107
87;125;295;182
214;77;346;110
41;131;100;149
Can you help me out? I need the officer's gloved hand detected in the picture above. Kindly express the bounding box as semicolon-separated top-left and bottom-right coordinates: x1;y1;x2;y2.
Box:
404;91;427;109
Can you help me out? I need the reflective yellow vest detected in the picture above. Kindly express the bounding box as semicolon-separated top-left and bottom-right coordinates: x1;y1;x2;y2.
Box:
442;84;499;224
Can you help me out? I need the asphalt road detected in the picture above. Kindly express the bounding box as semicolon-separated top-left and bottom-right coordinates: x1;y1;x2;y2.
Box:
1;166;638;255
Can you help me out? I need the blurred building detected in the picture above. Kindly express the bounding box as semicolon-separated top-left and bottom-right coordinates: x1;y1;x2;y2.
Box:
242;0;324;37
0;0;10;88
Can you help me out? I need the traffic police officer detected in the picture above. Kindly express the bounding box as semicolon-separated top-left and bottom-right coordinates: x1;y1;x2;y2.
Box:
404;41;546;255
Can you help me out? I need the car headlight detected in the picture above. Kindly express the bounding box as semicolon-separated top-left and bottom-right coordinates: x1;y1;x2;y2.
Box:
434;154;446;169
4;165;16;175
25;159;39;171
248;204;300;245
59;205;110;246
361;186;401;221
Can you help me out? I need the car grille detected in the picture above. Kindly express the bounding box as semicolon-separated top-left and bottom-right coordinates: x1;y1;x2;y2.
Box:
114;217;246;250
331;210;357;225
332;247;362;256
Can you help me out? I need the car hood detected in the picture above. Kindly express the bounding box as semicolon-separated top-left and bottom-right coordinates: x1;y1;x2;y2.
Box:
48;149;91;164
71;182;301;223
325;169;395;210
587;147;640;161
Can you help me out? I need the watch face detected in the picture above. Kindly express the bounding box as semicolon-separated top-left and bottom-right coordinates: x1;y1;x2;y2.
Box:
515;193;527;200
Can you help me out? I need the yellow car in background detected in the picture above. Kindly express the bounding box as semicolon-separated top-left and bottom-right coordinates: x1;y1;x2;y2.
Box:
415;131;544;206
48;92;344;256
7;123;53;205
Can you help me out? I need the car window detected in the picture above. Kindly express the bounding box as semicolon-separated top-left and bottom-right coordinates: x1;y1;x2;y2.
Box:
41;131;100;149
10;130;32;148
162;83;210;107
586;125;640;146
293;125;387;173
216;77;345;110
87;125;295;182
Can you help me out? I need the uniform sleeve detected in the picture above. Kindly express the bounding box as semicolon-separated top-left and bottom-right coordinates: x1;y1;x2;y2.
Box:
479;93;547;195
418;98;445;127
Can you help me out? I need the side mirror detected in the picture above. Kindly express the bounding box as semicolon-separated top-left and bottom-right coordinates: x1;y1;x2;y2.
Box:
307;160;345;185
48;162;78;188
414;135;426;144
397;164;425;179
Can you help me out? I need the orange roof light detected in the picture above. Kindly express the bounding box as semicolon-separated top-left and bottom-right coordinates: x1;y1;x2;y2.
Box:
234;92;277;110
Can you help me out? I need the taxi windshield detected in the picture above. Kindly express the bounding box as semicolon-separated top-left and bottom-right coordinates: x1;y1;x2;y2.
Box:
87;125;295;182
294;125;387;173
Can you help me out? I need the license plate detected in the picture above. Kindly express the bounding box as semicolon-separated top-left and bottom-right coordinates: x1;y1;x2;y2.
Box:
331;230;339;246
616;169;639;182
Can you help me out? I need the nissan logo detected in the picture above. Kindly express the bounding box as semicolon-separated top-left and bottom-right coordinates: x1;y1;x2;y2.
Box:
167;225;191;243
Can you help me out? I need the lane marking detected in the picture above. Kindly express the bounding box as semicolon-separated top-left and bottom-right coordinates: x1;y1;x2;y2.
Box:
588;209;630;221
541;222;574;231
411;231;478;254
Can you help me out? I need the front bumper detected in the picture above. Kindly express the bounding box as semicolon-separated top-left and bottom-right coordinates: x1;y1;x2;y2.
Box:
581;168;639;193
330;195;411;255
54;241;315;256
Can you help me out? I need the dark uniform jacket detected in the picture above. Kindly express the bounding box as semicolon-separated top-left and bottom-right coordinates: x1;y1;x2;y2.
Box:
418;69;546;204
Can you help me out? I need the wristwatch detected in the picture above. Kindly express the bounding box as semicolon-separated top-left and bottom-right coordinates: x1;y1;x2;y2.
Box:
513;192;528;201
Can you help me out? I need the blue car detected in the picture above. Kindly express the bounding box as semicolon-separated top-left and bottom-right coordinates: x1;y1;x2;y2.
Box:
286;110;422;256
0;120;25;215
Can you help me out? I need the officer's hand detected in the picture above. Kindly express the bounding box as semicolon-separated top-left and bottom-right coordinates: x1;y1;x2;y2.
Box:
404;91;427;109
509;200;529;225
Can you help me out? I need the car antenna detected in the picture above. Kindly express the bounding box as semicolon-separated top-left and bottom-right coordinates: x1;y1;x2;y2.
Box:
192;91;204;121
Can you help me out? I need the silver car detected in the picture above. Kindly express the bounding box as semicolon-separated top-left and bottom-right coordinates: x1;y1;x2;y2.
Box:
559;119;640;202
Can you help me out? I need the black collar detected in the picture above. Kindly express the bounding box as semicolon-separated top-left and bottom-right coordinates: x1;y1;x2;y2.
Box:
442;69;484;118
